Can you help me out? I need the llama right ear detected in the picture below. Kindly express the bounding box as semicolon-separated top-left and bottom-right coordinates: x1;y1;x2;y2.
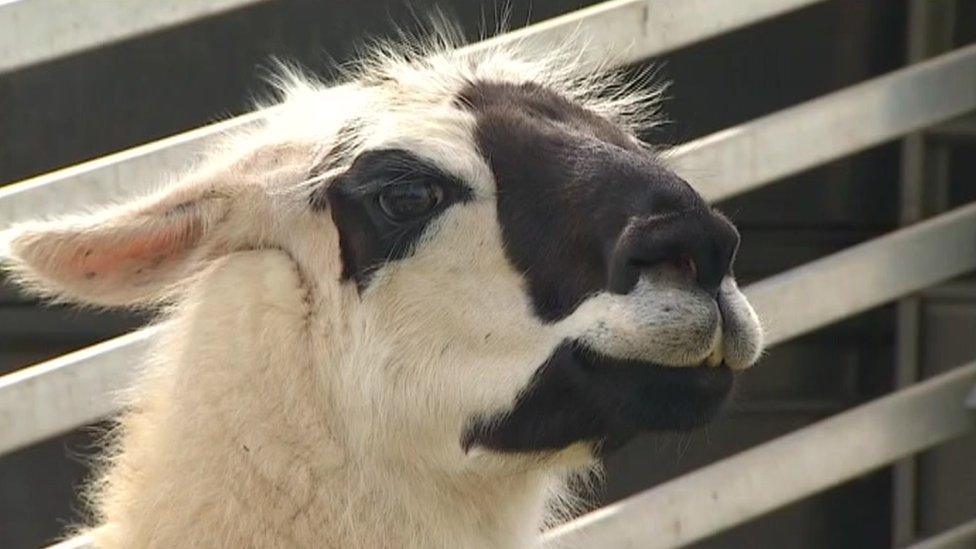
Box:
2;182;232;308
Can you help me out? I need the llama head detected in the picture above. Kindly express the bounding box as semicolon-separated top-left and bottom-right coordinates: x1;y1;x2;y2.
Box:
3;40;762;475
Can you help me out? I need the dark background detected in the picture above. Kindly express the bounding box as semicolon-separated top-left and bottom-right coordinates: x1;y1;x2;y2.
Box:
1;1;974;547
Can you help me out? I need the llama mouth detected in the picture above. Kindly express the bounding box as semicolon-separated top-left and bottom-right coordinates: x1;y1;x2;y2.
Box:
463;340;734;454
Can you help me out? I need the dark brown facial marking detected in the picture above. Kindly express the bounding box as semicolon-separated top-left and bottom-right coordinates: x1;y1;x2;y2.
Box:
316;149;473;291
457;80;738;322
463;340;734;453
457;80;743;453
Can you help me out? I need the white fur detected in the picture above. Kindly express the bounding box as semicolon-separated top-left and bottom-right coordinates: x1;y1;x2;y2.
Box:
3;34;762;548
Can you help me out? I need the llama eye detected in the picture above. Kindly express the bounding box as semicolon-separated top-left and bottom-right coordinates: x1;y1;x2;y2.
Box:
377;180;443;221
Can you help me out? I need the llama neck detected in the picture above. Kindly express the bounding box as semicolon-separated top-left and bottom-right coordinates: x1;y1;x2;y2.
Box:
91;251;554;548
322;458;554;547
99;333;553;548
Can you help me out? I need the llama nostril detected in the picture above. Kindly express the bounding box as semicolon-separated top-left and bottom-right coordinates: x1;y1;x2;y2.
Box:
608;211;738;296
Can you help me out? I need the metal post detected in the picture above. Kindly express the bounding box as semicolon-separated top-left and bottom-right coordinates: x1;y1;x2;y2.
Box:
894;1;958;544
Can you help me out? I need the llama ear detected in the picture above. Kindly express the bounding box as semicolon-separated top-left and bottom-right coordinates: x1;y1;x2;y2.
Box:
2;183;232;307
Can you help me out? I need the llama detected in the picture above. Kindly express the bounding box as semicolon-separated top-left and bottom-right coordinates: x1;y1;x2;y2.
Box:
3;35;763;548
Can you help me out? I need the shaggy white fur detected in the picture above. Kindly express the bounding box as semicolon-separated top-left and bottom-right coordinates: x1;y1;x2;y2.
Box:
3;31;761;548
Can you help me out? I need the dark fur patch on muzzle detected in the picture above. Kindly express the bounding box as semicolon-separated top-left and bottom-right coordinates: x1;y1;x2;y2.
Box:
462;341;734;454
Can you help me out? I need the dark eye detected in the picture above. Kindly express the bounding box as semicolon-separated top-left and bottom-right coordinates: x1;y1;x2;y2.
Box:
377;180;443;221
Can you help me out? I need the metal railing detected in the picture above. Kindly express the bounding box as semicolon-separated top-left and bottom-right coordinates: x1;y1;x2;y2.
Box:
0;0;834;228
0;0;270;73
0;1;973;548
545;362;976;548
907;518;976;549
5;42;975;455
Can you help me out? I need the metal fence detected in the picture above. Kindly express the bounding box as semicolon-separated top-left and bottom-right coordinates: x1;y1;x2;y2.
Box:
0;0;973;548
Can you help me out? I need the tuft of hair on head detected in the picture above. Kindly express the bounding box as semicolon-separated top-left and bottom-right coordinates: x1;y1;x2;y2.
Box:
4;19;671;310
259;14;669;143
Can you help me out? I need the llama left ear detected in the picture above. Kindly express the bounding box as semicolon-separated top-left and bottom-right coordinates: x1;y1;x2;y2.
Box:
2;183;232;308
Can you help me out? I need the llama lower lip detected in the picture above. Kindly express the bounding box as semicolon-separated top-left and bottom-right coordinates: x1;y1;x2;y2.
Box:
577;349;734;426
463;341;735;453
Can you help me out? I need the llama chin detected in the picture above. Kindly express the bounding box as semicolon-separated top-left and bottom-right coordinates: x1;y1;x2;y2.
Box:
4;32;762;549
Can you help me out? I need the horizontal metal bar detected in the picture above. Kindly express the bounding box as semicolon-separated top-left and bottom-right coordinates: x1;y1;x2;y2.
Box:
908;517;976;549
0;0;269;73
543;362;976;549
0;328;156;453
748;202;976;346
42;372;976;549
6;0;824;76
45;534;92;549
0;0;830;229
4;200;975;457
0;109;270;229
469;0;828;68
669;44;976;202
4;43;973;233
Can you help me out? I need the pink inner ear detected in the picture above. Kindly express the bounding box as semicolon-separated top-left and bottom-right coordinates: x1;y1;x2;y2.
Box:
60;220;203;285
